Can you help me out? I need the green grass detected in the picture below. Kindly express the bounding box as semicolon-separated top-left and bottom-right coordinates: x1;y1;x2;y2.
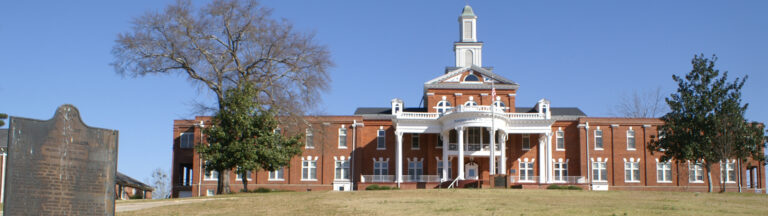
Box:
117;189;768;216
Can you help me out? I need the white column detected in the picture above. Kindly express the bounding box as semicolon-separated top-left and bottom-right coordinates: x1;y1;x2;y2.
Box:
396;131;403;186
500;133;507;174
538;134;546;183
457;127;465;180
546;132;553;183
490;128;496;175
441;132;449;181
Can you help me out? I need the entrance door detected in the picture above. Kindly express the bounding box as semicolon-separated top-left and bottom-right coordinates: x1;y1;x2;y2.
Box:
465;162;479;180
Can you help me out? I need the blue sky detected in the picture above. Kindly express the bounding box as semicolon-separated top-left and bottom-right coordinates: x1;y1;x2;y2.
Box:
1;1;766;183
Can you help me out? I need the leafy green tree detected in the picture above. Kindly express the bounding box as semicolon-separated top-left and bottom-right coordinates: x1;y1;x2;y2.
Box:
0;113;7;127
649;54;763;193
197;84;302;193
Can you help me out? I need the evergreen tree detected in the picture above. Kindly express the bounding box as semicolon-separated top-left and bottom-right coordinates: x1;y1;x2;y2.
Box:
0;113;7;127
649;54;764;192
197;84;302;193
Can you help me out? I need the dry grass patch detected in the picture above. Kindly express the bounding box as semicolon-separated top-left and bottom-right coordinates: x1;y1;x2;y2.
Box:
118;189;768;216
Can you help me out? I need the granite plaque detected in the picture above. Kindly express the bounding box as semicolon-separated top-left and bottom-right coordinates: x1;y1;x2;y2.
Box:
3;105;118;215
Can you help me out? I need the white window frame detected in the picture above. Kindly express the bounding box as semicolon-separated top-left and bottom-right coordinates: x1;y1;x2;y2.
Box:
411;134;420;150
374;161;388;176
556;130;565;151
554;161;568;182
594;129;603;150
592;161;607;182
519;161;535;182
721;161;736;183
437;159;452;180
335;160;350;180
377;129;386;150
274;127;281;135
302;159;318;181
269;167;284;181
688;162;704;183
206;189;215;196
625;161;640;183
408;160;423;181
338;127;348;149
436;136;443;149
203;161;218;181
180;132;194;149
627;128;636;150
305;128;314;149
522;134;530;151
656;161;672;183
464;100;478;106
435;100;452;114
235;167;252;182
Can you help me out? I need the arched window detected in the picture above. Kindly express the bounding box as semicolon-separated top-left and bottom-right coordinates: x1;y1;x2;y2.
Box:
464;96;477;106
464;74;480;82
464;50;473;66
493;100;505;108
436;100;452;113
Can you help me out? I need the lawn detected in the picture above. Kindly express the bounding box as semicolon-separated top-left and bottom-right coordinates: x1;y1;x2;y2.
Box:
118;189;768;216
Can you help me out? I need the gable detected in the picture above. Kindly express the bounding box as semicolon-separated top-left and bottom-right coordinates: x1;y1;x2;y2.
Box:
424;66;519;90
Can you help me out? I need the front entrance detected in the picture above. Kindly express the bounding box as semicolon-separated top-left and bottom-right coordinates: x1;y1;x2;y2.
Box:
465;162;479;180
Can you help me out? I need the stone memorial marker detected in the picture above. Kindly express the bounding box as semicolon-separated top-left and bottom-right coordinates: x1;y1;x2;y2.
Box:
3;105;119;215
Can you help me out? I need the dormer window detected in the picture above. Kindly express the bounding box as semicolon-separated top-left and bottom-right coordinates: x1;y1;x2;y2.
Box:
436;101;452;113
464;74;480;82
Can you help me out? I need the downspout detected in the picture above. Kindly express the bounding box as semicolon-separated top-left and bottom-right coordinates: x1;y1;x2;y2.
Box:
352;120;357;190
2;151;6;203
585;122;590;191
196;121;205;197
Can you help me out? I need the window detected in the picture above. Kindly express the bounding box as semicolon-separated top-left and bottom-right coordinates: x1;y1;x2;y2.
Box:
464;50;473;66
408;161;423;181
335;160;350;180
656;161;672;183
688;162;704;183
206;189;215;196
627;129;636;150
463;21;472;39
592;161;607;182
235;167;252;181
492;100;505;108
269;167;284;181
436;136;443;149
464;100;478;106
338;127;347;149
556;130;565;150
721;161;736;183
274;127;281;135
302;160;317;181
204;161;218;180
411;134;420;150
180;133;194;148
374;161;388;176
305;128;314;149
437;160;452;179
625;162;640;182
464;74;480;83
522;134;530;150
377;129;386;150
594;129;603;150
554;162;568;182
520;161;535;182
436;100;452;113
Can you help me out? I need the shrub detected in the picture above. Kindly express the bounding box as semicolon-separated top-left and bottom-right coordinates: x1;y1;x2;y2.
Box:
547;185;582;190
255;187;272;193
366;184;397;190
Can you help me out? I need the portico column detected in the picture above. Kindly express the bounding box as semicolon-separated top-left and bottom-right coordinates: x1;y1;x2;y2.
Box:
545;132;553;183
457;127;465;180
538;134;546;183
396;131;403;186
490;128;496;175
441;131;449;181
500;133;507;174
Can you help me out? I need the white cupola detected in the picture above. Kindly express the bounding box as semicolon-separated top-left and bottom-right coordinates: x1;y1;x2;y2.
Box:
454;5;483;68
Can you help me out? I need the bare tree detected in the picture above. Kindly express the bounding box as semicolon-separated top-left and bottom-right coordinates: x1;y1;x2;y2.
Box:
613;87;669;118
112;0;332;193
150;168;171;199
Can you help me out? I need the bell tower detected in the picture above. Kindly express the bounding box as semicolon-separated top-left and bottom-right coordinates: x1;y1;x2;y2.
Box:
454;5;483;68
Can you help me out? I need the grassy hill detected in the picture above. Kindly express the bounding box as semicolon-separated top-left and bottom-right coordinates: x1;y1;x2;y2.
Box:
118;189;768;215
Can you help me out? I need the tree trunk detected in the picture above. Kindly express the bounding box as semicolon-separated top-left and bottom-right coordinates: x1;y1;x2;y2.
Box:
705;163;713;193
221;169;231;194
216;169;223;194
242;171;249;192
737;160;742;193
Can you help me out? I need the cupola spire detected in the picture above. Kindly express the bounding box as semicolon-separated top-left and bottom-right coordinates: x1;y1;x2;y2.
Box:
454;5;483;68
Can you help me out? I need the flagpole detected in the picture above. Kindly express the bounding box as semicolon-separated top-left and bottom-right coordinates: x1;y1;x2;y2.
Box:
490;72;496;176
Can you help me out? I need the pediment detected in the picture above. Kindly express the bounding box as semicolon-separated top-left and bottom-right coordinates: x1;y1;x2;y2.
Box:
424;65;518;87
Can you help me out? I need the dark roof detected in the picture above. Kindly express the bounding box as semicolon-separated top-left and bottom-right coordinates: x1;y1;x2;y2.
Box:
354;107;426;115
116;172;153;191
0;129;7;148
515;107;587;116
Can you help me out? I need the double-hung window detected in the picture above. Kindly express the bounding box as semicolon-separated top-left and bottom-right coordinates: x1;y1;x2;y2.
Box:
411;134;420;150
302;159;317;181
204;161;218;180
521;134;530;151
554;162;568;182
180;132;194;148
656;161;672;183
377;129;386;150
556;130;565;150
627;129;636;150
305;128;314;149
269;167;284;181
338;127;348;149
437;160;452;180
335;160;350;180
235;167;252;182
594;129;603;150
373;161;388;182
721;161;736;183
408;161;423;181
592;161;607;182
625;161;640;182
519;162;535;182
688;162;704;183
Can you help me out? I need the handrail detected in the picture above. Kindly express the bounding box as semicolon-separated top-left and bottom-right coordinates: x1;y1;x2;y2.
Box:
395;106;546;120
447;178;460;189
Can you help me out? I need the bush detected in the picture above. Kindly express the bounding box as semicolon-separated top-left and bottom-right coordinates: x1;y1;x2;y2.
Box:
129;193;145;199
365;184;397;190
254;187;272;193
547;185;582;190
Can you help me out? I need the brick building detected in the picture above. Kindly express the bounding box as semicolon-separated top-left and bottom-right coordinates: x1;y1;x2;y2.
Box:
171;5;764;197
